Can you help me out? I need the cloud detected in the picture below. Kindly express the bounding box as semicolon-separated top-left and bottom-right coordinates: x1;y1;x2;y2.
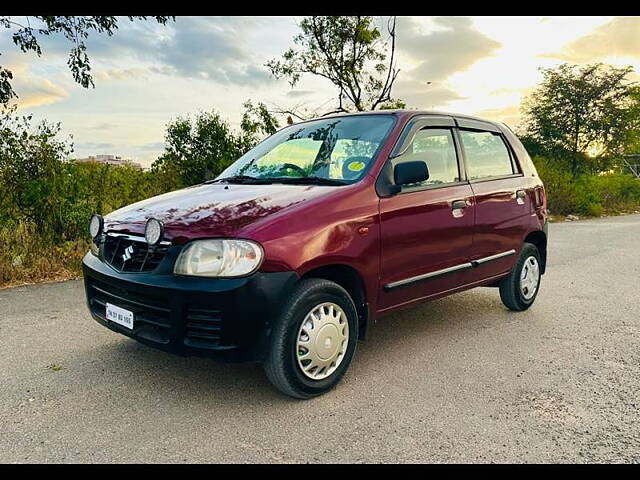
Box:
28;16;274;88
138;142;165;151
393;17;500;109
153;17;271;86
540;16;640;62
286;90;315;98
473;105;521;129
81;16;273;87
75;142;117;151
86;122;117;131
94;68;149;81
394;77;466;109
7;64;69;110
399;17;501;82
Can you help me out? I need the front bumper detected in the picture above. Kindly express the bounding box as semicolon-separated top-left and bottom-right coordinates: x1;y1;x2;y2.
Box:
82;252;298;362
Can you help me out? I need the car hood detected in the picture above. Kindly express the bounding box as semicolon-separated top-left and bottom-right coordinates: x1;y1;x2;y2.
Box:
105;182;336;243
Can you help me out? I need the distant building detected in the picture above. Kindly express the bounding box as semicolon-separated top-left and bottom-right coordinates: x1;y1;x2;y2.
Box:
76;154;142;169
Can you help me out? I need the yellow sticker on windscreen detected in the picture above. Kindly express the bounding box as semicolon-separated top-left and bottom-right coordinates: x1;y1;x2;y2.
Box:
347;161;365;172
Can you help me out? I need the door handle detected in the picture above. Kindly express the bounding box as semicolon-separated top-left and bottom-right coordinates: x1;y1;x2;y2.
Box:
451;199;468;210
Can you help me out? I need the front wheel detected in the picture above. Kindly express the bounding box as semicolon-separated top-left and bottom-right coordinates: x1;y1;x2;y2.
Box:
263;278;358;399
499;243;542;311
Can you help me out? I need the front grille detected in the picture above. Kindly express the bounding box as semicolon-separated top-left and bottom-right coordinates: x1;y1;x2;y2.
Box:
184;307;223;349
87;277;172;344
102;234;168;273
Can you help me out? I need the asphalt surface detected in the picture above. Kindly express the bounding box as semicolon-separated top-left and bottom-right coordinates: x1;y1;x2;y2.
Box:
1;214;640;463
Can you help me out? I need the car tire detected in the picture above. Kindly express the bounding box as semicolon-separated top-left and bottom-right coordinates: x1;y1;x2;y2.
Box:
499;242;542;311
264;278;359;399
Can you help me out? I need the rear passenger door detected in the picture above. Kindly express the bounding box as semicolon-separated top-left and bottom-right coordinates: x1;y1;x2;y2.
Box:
456;119;531;282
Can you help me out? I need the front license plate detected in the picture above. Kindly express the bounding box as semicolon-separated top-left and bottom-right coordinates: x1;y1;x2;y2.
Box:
106;303;134;330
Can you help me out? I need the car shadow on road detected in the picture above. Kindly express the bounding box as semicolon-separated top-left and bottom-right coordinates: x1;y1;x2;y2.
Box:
78;288;509;406
353;288;516;372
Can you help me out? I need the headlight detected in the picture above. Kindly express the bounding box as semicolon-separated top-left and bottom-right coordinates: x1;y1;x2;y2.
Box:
145;218;164;245
174;239;264;277
89;214;103;239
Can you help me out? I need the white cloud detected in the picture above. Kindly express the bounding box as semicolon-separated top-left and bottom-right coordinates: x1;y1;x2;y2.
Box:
5;63;69;110
399;17;501;81
393;16;501;110
540;16;640;62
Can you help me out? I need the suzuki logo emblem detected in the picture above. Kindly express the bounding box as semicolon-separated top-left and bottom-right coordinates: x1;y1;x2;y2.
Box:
121;245;134;263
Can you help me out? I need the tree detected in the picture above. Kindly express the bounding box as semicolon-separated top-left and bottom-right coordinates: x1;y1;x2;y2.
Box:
0;105;73;236
0;16;174;104
152;103;279;187
520;63;639;175
621;86;640;155
266;16;403;118
241;100;280;138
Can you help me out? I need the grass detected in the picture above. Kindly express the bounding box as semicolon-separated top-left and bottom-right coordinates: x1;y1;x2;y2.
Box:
0;222;89;289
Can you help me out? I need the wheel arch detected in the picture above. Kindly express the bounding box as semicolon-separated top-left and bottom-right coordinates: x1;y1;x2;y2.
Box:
524;229;547;274
300;264;369;340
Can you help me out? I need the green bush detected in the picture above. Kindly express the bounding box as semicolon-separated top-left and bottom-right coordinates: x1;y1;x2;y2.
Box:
0;160;180;287
0;108;183;286
533;156;640;216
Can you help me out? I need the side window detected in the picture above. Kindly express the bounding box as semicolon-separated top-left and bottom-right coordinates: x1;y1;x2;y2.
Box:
459;130;515;180
396;128;460;188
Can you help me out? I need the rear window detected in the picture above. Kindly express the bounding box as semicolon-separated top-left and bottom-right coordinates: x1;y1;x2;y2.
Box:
460;130;514;180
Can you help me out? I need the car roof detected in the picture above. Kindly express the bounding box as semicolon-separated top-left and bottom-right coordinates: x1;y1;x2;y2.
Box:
297;109;507;131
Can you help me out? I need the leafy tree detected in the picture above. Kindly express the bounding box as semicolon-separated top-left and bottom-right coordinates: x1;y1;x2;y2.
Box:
0;16;174;104
241;100;279;138
266;16;403;118
152;111;241;187
520;63;639;175
0;105;72;236
621;86;640;155
152;103;279;187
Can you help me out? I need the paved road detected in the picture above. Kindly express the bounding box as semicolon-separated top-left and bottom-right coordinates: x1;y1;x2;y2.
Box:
1;214;640;463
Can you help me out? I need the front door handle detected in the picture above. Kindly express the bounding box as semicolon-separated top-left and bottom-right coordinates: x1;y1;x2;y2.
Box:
451;199;470;218
451;200;468;210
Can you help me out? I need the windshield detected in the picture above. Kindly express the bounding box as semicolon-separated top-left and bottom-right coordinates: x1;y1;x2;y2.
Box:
217;115;396;185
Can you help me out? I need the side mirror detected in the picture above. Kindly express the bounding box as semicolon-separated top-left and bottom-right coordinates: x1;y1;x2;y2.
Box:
393;161;429;188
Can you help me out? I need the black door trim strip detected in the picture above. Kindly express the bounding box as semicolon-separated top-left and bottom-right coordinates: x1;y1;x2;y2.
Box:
384;249;516;290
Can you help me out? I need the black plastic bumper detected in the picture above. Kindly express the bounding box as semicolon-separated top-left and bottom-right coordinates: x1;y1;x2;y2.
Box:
82;252;298;362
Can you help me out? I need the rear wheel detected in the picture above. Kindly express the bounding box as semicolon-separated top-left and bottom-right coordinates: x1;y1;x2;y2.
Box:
264;278;358;399
499;243;542;311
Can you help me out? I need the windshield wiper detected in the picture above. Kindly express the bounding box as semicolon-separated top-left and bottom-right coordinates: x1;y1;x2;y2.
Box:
205;175;273;185
270;176;349;186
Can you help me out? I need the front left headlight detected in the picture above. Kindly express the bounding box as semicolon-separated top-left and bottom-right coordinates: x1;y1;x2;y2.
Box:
174;239;264;277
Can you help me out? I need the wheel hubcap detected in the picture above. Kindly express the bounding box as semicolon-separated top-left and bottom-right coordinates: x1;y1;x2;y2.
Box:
296;302;349;380
520;256;540;300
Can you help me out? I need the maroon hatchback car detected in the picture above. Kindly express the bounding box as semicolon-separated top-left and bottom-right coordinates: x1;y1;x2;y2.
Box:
83;110;547;398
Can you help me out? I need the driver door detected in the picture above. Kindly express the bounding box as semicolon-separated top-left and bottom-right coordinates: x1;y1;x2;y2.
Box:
378;124;475;313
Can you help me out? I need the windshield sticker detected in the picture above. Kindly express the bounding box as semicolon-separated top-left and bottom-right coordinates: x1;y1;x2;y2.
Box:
347;161;366;172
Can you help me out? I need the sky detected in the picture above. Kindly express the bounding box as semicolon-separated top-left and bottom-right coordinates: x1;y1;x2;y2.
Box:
2;16;639;167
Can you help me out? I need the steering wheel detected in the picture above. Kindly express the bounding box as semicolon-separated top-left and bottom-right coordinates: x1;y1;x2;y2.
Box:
277;163;307;176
